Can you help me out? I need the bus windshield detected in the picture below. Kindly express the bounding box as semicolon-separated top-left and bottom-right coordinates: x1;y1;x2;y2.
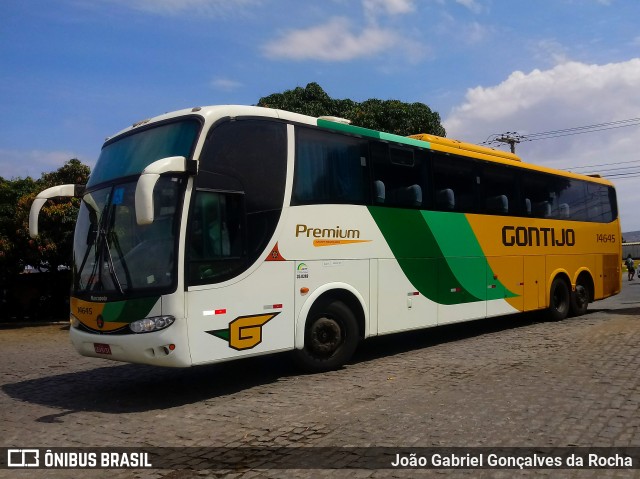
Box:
71;118;200;298
88;119;200;187
73;177;183;298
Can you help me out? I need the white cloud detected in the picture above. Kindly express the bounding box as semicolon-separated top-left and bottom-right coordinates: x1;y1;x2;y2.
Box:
532;39;571;65
455;0;485;14
444;58;640;231
262;17;399;62
210;77;243;92
362;0;415;16
464;21;490;44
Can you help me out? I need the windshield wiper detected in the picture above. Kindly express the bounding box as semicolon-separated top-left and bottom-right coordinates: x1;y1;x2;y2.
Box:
102;233;124;295
109;230;133;291
82;194;125;295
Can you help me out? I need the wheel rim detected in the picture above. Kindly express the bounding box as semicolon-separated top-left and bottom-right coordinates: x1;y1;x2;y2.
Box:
309;317;343;357
553;283;569;313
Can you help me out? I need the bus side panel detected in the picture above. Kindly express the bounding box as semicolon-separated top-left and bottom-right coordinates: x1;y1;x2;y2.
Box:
377;258;438;334
437;256;487;325
602;253;621;298
523;256;545;311
486;256;524;316
294;259;370;331
546;254;597;297
186;261;295;365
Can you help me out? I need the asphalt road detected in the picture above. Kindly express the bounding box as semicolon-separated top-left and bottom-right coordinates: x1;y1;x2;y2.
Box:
1;279;639;479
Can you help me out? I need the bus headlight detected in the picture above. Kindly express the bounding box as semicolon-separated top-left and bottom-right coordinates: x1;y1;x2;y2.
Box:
129;315;175;333
70;314;80;328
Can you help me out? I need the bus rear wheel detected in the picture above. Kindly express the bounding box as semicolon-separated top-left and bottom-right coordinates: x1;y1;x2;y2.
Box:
293;300;359;373
548;277;570;321
570;282;589;317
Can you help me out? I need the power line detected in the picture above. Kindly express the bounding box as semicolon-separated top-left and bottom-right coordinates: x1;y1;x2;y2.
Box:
479;117;640;181
519;117;640;140
570;158;640;170
480;117;640;151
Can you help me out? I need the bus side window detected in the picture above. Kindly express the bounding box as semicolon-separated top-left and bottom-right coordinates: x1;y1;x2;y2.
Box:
480;164;517;216
437;188;455;210
370;142;427;209
188;191;244;285
522;172;555;219
432;154;476;213
586;183;615;223
373;180;385;204
293;127;369;205
534;201;551;218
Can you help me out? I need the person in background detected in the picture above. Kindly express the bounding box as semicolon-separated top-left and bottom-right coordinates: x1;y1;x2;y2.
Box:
625;254;635;281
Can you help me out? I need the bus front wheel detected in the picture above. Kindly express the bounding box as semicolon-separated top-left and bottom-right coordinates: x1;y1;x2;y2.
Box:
293;300;359;373
548;277;570;321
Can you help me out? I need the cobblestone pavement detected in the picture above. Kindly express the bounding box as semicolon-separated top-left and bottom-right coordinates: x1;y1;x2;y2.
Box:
1;281;640;479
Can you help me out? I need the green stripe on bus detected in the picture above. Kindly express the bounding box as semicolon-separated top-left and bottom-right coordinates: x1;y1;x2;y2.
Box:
425;211;517;300
368;207;516;305
316;119;430;149
102;296;159;323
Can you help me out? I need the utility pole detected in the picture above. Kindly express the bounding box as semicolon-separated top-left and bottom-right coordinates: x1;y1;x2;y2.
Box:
494;132;521;153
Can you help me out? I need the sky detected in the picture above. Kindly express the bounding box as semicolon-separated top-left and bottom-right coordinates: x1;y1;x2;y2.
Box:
1;0;640;231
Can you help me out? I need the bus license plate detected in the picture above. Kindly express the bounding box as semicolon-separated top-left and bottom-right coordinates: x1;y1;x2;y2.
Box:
94;343;112;355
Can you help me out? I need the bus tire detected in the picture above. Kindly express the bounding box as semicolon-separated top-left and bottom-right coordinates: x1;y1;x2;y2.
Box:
570;282;589;317
293;300;359;373
548;277;570;321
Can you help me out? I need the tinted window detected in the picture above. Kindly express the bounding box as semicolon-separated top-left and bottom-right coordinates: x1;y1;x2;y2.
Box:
521;172;557;219
90;119;200;188
193;119;287;285
293;127;369;205
187;191;244;285
481;165;518;215
371;142;428;209
432;154;478;213
521;170;615;223
586;183;615;223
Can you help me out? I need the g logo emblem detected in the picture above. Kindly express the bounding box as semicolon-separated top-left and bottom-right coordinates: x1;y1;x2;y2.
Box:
206;313;279;350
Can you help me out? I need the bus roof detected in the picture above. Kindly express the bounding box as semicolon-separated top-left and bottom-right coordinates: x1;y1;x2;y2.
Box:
408;133;522;162
108;105;615;188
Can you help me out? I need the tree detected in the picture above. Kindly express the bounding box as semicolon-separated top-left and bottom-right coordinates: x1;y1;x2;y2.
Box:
258;82;446;137
1;159;90;320
0;176;37;279
2;159;90;276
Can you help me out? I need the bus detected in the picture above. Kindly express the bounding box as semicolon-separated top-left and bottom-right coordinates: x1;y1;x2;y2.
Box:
29;105;621;372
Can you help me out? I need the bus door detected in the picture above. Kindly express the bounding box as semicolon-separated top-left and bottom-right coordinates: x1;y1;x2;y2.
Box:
184;191;295;365
185;263;295;365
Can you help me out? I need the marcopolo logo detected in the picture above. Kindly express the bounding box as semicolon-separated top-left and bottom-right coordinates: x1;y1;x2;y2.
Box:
295;224;371;247
502;226;575;247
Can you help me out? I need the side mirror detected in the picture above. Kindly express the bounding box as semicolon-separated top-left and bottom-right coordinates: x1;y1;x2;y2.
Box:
134;156;196;225
29;184;85;238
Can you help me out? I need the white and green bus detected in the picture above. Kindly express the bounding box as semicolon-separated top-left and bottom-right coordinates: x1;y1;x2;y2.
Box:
30;105;621;372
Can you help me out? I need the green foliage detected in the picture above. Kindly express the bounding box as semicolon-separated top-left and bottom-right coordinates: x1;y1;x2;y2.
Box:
0;176;37;278
258;82;446;137
1;159;90;279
